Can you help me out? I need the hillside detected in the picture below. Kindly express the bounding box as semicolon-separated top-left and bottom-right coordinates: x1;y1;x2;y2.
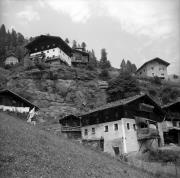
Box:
2;64;180;123
4;65;108;121
0;112;162;178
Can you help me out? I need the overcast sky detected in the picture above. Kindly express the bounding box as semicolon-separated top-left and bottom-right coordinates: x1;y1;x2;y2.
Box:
1;0;180;74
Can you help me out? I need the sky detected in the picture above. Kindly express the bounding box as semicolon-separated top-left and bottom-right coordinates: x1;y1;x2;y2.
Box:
0;0;180;74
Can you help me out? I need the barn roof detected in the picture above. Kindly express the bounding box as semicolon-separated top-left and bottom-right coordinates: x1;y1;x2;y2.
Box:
0;89;39;110
81;93;163;117
136;57;170;73
162;100;180;111
5;53;18;59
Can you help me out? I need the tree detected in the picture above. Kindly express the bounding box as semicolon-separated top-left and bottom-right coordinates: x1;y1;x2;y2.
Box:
72;40;77;49
120;59;126;72
86;49;98;70
99;48;111;69
11;28;17;47
81;42;86;51
120;59;137;74
107;71;140;102
17;32;25;45
65;38;69;44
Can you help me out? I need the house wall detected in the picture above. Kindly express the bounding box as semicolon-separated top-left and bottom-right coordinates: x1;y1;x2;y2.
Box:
30;47;71;65
137;61;168;79
5;56;19;65
81;118;139;155
146;61;168;79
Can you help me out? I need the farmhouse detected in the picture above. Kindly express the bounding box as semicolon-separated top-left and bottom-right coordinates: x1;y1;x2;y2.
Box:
60;94;165;156
162;101;180;145
0;89;39;113
71;48;89;66
4;53;19;66
136;57;170;79
25;35;72;66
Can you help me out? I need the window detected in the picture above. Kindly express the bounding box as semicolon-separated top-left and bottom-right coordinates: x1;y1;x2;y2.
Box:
127;123;130;130
92;128;95;134
114;124;118;131
161;73;164;76
104;125;108;132
84;129;88;135
133;124;136;131
151;67;154;70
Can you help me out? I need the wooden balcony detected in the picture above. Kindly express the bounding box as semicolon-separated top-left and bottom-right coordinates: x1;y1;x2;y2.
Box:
71;57;88;63
137;128;159;140
61;126;81;132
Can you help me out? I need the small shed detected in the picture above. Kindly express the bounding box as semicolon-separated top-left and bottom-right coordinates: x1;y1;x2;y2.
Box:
4;54;19;66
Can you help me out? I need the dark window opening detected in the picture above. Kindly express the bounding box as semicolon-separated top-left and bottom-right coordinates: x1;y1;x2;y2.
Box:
105;125;108;132
133;124;136;131
84;129;88;135
92;128;95;134
127;123;130;130
114;123;118;131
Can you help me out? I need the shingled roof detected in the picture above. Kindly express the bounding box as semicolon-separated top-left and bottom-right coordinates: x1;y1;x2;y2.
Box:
0;89;39;110
136;57;170;73
81;93;162;117
25;35;72;56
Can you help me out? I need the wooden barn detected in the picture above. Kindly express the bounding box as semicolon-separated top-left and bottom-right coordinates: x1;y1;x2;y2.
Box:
0;89;39;113
71;48;89;66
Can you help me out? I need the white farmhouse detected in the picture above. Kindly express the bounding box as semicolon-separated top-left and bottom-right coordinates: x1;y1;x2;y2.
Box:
80;94;165;156
136;57;170;79
25;35;72;66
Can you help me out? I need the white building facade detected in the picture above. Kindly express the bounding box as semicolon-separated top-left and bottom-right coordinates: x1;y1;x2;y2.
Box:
136;58;170;79
30;47;71;66
5;55;19;65
81;118;139;154
25;35;72;66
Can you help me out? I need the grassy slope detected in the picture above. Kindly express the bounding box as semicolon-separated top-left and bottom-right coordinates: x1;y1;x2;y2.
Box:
0;112;161;178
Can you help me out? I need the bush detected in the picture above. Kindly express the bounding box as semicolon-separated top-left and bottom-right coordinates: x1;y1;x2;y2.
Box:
148;89;157;97
99;69;110;80
153;76;162;85
24;57;34;70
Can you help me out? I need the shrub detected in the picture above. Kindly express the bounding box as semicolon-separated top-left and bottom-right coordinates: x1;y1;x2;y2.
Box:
99;69;110;80
153;76;162;85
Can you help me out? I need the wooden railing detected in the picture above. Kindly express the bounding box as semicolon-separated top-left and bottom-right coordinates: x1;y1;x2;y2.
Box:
61;126;81;132
137;128;159;140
